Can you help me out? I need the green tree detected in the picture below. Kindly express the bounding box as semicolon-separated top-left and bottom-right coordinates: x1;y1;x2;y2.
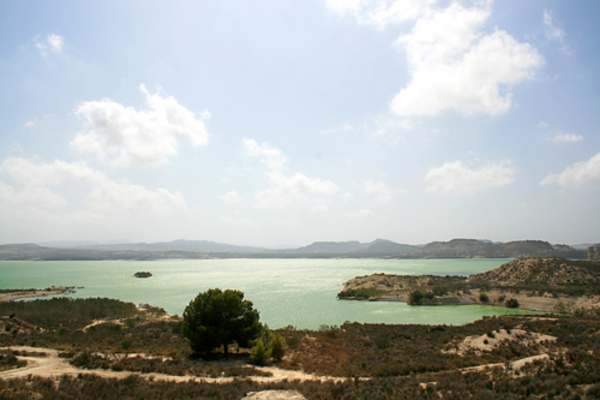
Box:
181;288;261;357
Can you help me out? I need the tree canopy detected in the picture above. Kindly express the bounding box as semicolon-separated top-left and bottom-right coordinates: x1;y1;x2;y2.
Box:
181;288;261;356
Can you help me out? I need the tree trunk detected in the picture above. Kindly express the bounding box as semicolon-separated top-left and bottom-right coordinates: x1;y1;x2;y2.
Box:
223;342;228;358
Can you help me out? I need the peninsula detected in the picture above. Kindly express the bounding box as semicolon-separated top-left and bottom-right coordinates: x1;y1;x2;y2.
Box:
0;287;76;303
338;257;600;313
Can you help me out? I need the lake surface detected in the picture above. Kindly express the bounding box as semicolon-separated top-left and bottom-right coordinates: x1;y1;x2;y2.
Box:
0;258;530;329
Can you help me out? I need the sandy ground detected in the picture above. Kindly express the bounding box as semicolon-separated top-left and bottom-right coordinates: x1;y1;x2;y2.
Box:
0;288;71;303
445;328;557;356
0;346;347;384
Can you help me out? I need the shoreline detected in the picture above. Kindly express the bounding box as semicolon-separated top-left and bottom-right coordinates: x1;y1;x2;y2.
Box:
0;287;75;303
338;258;600;314
339;286;600;314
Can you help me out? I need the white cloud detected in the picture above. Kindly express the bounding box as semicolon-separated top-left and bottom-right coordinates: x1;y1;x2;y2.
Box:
242;138;287;170
24;119;37;128
326;0;436;29
425;160;516;196
364;179;393;205
392;3;544;116
255;172;339;209
538;120;550;129
47;34;65;52
543;9;567;45
221;191;243;204
0;157;187;218
327;1;544;117
552;132;583;143
243;139;339;209
325;0;363;14
541;152;600;188
543;9;570;55
71;84;209;167
35;34;65;57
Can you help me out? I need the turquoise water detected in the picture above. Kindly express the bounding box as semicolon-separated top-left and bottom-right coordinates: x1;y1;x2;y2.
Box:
0;258;528;329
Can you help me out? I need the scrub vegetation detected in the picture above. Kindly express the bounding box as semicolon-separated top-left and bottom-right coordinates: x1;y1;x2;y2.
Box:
2;295;600;398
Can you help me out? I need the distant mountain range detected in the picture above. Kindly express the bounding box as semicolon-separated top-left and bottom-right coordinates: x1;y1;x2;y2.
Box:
72;239;265;254
0;238;594;260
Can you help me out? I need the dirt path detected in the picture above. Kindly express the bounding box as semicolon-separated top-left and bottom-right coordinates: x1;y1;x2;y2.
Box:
0;346;346;384
460;353;550;373
1;345;554;384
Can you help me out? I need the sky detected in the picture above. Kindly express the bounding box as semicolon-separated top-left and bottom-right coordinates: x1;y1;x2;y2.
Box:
0;0;599;248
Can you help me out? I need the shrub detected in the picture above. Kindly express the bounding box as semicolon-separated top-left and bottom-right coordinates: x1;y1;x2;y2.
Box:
252;325;287;364
372;335;390;349
505;299;520;308
250;339;270;365
270;333;287;361
479;293;489;303
337;288;386;299
432;286;448;296
409;290;424;305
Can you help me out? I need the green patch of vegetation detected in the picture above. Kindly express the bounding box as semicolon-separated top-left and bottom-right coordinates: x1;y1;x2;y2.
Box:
250;325;287;365
505;298;520;308
337;287;387;299
408;290;435;305
479;293;490;303
432;286;448;296
0;297;164;331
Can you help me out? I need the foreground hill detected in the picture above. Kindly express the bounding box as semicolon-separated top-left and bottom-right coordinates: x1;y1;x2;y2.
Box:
2;297;600;398
339;257;600;313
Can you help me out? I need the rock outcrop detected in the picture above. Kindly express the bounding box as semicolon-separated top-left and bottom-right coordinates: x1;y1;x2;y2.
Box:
241;390;306;400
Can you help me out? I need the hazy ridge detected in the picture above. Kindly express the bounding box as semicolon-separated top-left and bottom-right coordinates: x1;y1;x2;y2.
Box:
0;238;592;260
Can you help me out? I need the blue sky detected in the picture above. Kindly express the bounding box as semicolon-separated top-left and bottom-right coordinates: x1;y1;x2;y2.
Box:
0;0;598;247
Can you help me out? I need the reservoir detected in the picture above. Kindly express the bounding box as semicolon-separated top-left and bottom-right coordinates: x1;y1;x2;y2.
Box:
0;258;529;329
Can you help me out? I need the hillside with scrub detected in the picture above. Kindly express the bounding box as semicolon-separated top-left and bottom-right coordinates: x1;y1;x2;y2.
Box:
2;286;600;398
338;257;600;314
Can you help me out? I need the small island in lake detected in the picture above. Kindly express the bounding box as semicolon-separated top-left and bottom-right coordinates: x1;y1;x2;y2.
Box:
338;257;600;313
134;271;152;278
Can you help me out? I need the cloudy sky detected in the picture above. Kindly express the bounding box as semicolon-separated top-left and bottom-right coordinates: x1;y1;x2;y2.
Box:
0;0;598;247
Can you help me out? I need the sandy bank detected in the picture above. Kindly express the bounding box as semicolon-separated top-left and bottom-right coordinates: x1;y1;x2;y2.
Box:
0;287;74;303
